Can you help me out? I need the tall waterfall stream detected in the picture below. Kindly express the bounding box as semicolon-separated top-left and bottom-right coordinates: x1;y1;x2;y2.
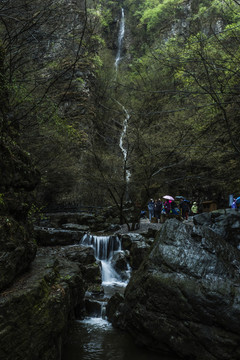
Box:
61;8;176;360
115;8;131;184
115;8;125;71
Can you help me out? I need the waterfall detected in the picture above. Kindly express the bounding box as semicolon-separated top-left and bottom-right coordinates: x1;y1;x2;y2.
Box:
81;234;127;285
115;8;125;70
80;233;130;325
117;101;131;183
114;10;131;185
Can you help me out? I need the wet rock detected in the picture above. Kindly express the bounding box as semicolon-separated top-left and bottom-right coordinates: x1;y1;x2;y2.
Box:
106;224;121;232
146;237;155;246
111;250;130;281
81;262;102;285
120;233;145;251
34;226;84;246
63;245;95;264
111;251;129;281
119;233;152;270
130;241;151;270
39;212;111;232
0;250;85;360
111;251;129;272
193;212;212;226
194;209;240;248
42;212;95;228
61;223;90;231
106;292;124;324
86;283;104;296
57;245;102;288
110;219;240;360
210;210;240;248
143;227;159;238
84;298;102;317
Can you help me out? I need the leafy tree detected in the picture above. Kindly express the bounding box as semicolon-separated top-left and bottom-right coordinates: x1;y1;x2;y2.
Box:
0;0;104;205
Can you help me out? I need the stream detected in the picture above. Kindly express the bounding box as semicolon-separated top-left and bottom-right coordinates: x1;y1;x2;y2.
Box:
62;9;175;360
61;235;166;360
61;320;162;360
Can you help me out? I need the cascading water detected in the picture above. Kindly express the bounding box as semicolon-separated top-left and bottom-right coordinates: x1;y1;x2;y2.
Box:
62;7;162;359
62;235;162;360
115;8;131;185
81;234;130;286
115;8;125;70
116;100;131;184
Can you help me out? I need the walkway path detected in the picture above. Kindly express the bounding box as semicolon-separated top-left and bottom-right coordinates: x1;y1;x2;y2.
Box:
117;217;163;234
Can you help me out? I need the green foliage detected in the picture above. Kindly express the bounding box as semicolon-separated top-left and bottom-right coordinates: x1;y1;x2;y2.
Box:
193;0;240;22
103;0;240;201
140;0;184;31
2;0;240;210
88;3;115;30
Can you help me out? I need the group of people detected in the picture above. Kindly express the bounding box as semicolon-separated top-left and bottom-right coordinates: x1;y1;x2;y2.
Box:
147;198;198;222
231;198;240;209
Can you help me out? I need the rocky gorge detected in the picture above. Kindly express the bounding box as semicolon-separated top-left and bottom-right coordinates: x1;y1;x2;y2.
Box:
1;206;240;360
0;204;155;360
1;0;240;358
107;210;240;360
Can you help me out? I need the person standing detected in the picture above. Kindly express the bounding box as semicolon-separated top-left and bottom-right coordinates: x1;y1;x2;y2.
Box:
147;199;154;221
154;198;162;222
182;200;190;220
231;199;237;210
164;200;171;215
179;198;184;216
191;201;198;215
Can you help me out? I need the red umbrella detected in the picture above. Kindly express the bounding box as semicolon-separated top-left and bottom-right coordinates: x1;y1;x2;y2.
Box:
163;195;175;201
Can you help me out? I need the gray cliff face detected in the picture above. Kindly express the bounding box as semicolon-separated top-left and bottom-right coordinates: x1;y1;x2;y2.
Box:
108;216;240;360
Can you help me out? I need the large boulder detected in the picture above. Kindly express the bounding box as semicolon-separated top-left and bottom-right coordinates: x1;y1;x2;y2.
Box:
41;212;95;228
39;212;110;232
193;209;240;248
120;233;152;270
130;240;151;270
0;245;99;360
111;251;130;281
120;233;145;251
34;226;85;246
63;246;102;287
0;253;83;360
108;219;240;360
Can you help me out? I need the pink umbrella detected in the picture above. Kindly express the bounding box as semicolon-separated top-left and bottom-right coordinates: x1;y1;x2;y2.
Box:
163;195;175;201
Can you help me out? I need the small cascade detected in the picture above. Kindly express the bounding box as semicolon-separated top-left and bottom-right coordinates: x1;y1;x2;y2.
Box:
80;234;130;323
81;234;129;286
115;8;125;70
81;234;121;260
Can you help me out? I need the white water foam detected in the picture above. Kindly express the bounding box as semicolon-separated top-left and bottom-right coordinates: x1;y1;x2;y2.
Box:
81;234;129;287
115;8;125;70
